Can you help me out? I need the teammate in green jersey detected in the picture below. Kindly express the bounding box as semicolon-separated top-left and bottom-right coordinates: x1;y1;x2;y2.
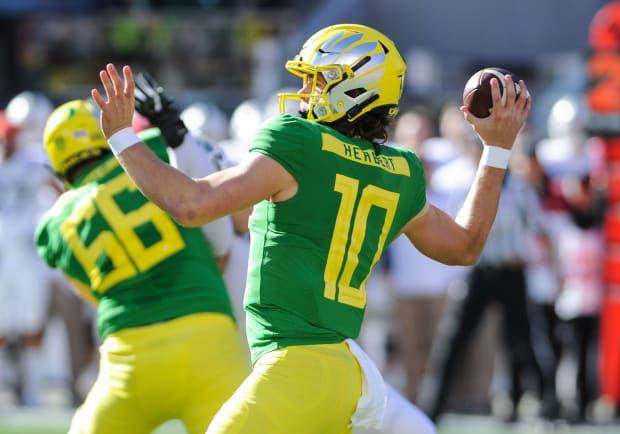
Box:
91;23;530;434
34;100;249;434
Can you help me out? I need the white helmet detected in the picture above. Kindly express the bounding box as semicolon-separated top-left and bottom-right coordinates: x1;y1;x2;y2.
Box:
5;91;54;153
546;95;586;140
229;99;263;145
538;95;590;176
217;99;263;163
180;101;229;144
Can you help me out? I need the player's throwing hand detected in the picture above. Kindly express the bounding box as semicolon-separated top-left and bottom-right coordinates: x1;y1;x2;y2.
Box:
91;64;136;139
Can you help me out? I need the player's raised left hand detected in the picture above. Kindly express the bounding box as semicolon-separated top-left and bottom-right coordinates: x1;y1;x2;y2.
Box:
91;64;136;139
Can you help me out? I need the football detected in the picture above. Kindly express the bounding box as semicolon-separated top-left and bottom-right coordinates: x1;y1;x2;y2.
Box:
462;67;522;118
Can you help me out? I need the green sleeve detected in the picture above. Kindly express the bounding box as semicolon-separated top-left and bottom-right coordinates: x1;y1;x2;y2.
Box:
249;114;314;178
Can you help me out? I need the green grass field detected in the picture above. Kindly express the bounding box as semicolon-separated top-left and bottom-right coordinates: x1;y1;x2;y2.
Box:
0;409;619;434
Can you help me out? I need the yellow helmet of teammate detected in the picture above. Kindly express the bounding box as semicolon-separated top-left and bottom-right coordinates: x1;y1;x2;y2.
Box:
280;23;406;124
43;99;109;181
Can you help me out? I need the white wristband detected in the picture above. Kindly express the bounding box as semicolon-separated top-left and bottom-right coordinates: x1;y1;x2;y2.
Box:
481;145;511;169
107;127;141;157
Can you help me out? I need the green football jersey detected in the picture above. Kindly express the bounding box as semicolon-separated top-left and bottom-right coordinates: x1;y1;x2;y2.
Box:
245;114;427;363
35;129;234;340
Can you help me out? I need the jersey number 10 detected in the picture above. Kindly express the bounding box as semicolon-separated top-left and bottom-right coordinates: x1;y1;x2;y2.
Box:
323;174;399;309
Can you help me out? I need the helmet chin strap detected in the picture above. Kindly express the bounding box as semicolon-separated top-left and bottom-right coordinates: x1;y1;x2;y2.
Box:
345;94;379;121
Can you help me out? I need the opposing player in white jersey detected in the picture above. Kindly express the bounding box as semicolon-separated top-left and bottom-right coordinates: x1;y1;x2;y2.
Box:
0;94;60;406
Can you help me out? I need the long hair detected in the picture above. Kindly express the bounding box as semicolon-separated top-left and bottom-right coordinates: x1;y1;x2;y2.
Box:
322;107;393;154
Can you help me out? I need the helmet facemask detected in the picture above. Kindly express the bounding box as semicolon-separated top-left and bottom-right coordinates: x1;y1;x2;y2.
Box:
280;62;358;121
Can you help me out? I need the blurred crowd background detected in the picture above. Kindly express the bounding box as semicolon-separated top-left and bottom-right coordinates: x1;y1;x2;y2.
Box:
1;0;620;430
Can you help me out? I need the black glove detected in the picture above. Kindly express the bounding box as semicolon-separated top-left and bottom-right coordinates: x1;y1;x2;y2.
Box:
134;72;188;148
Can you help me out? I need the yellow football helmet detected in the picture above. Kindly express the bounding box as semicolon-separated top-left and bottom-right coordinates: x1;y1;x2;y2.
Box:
43;100;109;180
280;23;406;123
